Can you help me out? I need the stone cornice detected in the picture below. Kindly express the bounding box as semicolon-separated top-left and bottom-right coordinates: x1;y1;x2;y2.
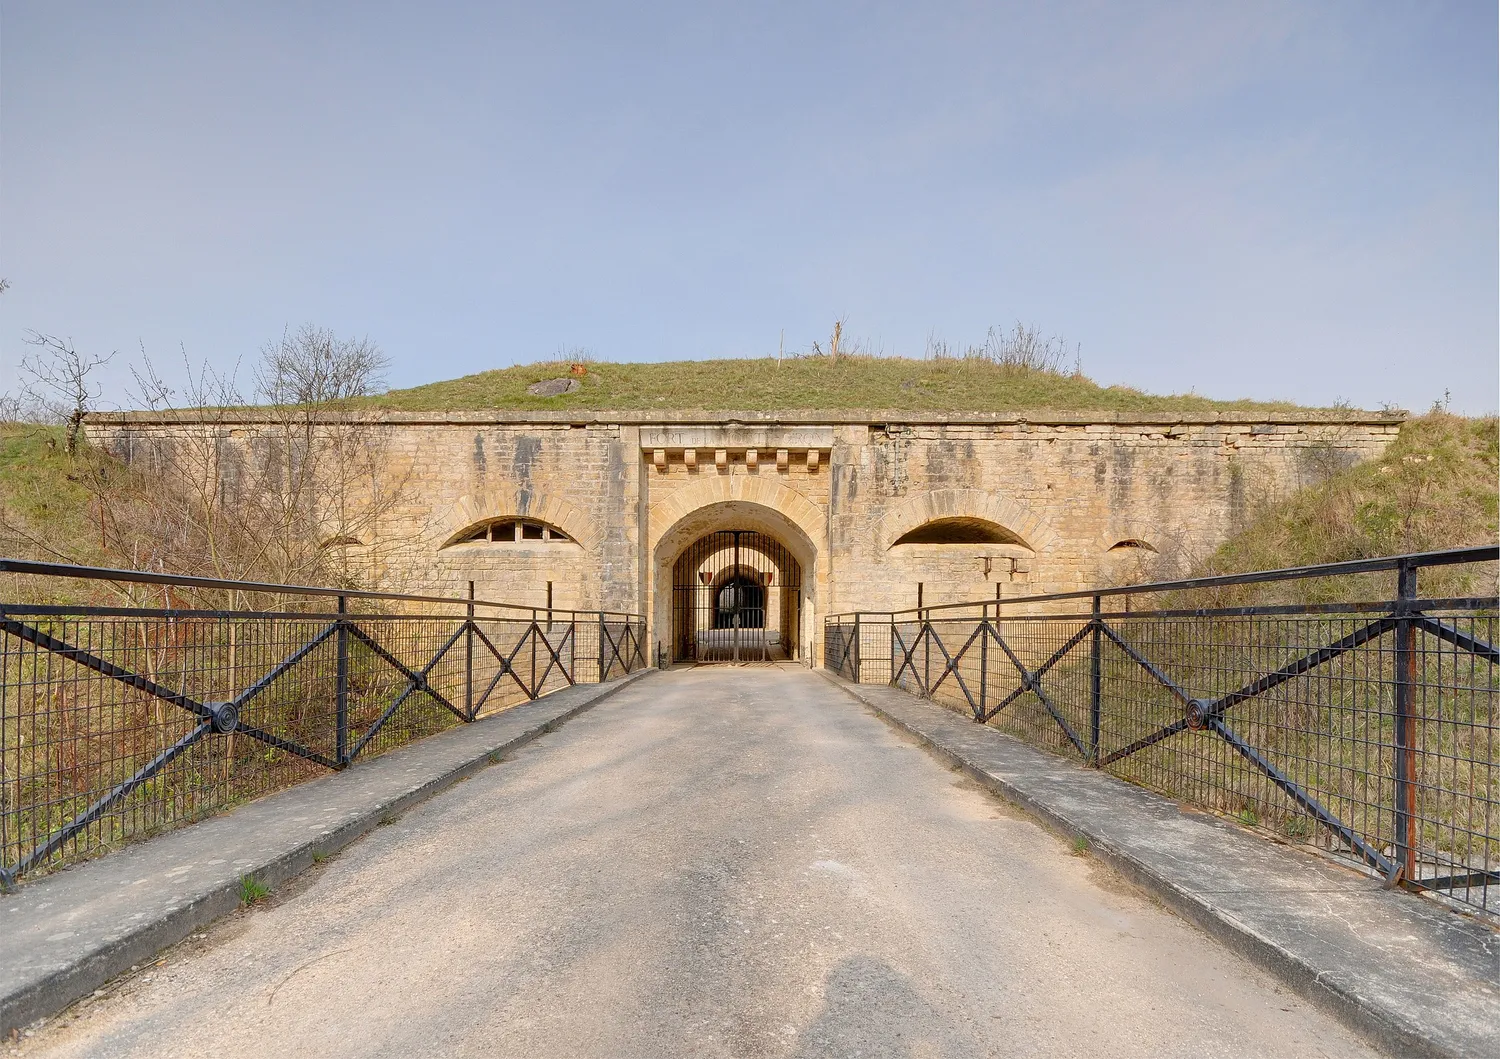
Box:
87;407;1408;428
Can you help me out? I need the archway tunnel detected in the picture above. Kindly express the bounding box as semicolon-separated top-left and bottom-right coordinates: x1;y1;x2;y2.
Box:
670;530;803;663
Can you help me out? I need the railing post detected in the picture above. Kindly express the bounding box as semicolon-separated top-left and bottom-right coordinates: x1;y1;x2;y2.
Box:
922;609;931;696
465;581;475;721
852;613;862;683
530;610;540;698
1392;560;1419;884
1090;594;1102;765
889;614;897;687
978;603;989;721
599;612;607;684
336;595;349;766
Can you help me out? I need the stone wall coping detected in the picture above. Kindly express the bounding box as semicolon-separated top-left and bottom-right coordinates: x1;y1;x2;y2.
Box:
88;407;1408;428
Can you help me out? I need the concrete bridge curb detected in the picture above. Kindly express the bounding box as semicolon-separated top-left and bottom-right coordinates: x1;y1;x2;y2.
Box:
820;671;1500;1059
0;670;657;1039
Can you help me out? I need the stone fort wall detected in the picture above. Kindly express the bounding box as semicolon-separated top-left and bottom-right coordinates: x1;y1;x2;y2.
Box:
89;409;1403;663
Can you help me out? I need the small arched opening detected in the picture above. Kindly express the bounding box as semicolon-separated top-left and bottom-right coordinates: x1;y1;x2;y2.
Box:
891;517;1031;548
441;516;578;547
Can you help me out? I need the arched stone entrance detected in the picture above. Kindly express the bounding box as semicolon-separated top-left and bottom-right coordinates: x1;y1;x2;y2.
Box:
670;530;803;662
650;498;821;666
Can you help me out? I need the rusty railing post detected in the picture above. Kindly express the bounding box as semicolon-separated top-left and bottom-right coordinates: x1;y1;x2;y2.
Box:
335;594;349;765
889;613;898;687
978;602;989;722
465;580;475;720
852;612;862;683
1090;594;1102;764
1392;560;1419;885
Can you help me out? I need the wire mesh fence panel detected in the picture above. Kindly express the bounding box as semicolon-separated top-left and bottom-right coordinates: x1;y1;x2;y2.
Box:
0;566;648;885
826;547;1499;919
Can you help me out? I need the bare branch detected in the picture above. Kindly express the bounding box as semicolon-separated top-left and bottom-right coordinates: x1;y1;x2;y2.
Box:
20;331;117;455
255;324;389;408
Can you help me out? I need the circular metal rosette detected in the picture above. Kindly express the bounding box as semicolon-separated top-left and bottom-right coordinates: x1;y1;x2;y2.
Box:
210;701;240;734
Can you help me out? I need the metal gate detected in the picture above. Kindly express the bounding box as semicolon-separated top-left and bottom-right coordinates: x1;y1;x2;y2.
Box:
671;530;803;663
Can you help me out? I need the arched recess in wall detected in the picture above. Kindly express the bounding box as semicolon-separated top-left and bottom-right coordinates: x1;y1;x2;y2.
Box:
441;516;580;548
874;488;1059;553
1089;522;1186;561
434;490;600;552
891;517;1032;548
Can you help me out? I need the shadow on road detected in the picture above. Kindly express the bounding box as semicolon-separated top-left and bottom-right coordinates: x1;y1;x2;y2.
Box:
789;954;962;1059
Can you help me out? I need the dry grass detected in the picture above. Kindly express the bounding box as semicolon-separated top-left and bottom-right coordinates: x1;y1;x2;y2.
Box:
1190;411;1499;603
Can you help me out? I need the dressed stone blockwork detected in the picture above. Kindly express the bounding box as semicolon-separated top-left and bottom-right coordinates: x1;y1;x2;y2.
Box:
89;408;1404;665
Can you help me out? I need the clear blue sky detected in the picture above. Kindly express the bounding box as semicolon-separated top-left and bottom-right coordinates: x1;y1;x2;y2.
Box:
2;2;1496;412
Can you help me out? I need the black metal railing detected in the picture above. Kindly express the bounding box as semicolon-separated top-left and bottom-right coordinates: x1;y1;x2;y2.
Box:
826;547;1499;918
0;560;646;888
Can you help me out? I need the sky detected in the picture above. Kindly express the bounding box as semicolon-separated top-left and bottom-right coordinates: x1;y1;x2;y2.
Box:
1;1;1496;412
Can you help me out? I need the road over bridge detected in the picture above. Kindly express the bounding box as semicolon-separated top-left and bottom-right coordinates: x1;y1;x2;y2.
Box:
26;667;1372;1059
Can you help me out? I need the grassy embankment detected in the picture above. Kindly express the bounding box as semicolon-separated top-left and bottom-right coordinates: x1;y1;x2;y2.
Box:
1193;410;1499;601
0;423;119;605
368;355;1329;414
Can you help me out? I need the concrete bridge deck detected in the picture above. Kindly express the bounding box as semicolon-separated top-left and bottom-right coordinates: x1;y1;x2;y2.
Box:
17;666;1375;1059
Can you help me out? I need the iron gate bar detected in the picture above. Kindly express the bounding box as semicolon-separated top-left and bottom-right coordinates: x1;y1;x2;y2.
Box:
984;623;1090;757
12;722;215;880
1208;716;1397;877
229;620;342;712
529;622;577;697
0;616;217;725
344;623;469;762
468;620;533;707
892;624;925;692
1417;616;1499;665
923;621;986;708
1095;623;1197;709
1196;616;1397;725
670;530;802;663
345;622;467;720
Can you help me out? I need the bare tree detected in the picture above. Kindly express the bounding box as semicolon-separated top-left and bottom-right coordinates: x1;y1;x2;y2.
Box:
255;324;388;407
19;331;117;455
101;330;415;595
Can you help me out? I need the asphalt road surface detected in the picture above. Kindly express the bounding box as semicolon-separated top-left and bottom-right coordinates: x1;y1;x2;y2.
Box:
23;666;1373;1059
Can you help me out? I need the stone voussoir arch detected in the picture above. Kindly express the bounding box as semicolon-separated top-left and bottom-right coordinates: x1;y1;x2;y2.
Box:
875;488;1060;553
1090;519;1185;557
647;476;826;557
437;489;602;552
